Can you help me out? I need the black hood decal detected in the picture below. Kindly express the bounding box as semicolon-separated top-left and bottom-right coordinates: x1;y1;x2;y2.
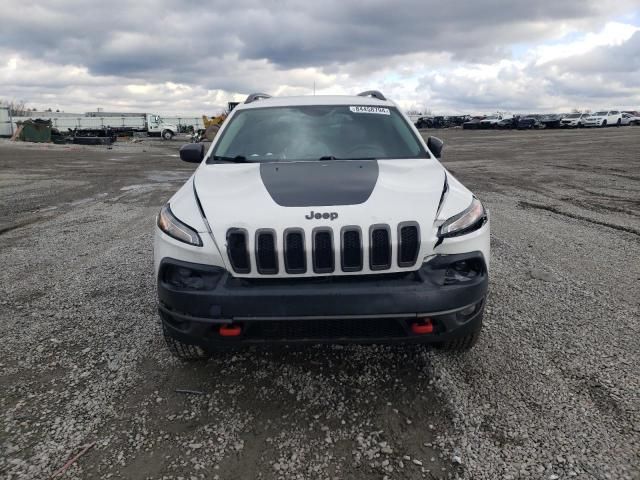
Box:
260;160;379;207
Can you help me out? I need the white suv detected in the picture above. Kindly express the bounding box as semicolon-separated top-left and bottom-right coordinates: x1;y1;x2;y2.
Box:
584;110;622;127
560;113;589;128
154;91;490;359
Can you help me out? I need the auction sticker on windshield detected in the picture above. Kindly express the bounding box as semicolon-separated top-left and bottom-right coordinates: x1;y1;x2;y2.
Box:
349;106;390;115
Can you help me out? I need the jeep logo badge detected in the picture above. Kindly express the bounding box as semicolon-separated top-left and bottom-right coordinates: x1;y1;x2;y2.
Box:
305;210;338;221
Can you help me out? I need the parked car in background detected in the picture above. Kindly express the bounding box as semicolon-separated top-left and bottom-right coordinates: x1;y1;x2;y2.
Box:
462;117;486;129
584;111;622;127
560;113;589;128
414;116;433;129
496;116;518;129
517;117;544;130
539;114;563;129
480;113;513;129
620;112;640;126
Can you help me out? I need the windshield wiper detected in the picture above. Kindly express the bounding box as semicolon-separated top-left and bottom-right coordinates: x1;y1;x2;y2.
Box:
212;155;249;163
318;156;377;161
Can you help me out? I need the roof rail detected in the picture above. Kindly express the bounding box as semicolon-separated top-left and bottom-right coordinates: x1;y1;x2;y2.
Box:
245;93;272;104
357;90;386;101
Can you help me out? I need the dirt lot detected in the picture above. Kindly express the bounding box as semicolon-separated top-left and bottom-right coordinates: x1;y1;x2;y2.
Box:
1;128;639;479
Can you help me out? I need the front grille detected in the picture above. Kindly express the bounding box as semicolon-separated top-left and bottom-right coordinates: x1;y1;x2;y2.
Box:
227;229;250;274
227;222;420;276
247;318;407;340
256;230;278;274
370;225;391;270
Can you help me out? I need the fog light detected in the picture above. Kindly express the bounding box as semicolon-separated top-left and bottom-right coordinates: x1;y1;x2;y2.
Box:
164;264;223;290
444;259;482;284
459;304;476;316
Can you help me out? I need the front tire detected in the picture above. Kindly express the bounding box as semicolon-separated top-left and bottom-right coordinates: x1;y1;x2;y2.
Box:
163;324;210;361
162;130;174;140
601;120;607;127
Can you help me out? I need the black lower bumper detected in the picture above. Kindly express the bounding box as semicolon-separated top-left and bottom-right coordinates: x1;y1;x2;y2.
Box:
158;252;488;347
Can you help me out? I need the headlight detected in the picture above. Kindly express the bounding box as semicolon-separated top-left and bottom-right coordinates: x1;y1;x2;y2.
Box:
157;204;203;246
438;197;487;238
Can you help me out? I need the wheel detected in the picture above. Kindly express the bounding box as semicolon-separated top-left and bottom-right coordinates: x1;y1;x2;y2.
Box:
162;323;210;361
601;120;607;127
439;313;483;351
577;122;582;128
616;118;621;127
162;129;174;140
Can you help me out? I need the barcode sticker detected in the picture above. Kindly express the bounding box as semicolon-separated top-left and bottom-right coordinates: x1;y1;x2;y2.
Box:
349;106;390;115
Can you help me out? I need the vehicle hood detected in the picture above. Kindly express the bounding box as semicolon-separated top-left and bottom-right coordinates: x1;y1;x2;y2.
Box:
194;158;448;243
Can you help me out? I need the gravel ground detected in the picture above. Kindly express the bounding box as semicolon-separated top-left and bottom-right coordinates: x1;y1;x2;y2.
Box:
0;128;638;479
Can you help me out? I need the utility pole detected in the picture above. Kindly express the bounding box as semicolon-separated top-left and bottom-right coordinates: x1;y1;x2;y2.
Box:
313;81;316;96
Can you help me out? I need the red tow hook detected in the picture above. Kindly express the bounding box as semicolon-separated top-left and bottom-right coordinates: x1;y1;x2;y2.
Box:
411;318;434;335
219;324;242;337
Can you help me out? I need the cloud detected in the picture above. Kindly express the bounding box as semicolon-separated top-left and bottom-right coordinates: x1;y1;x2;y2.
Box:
411;22;640;113
0;1;638;113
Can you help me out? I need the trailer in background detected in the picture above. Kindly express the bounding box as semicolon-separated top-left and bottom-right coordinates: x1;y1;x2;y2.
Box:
9;112;205;139
0;107;13;137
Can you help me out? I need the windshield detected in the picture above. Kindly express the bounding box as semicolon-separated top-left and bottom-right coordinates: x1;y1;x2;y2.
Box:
209;105;428;163
565;113;581;118
594;111;607;116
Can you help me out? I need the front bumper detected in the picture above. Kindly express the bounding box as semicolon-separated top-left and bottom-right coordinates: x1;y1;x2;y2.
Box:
157;252;488;346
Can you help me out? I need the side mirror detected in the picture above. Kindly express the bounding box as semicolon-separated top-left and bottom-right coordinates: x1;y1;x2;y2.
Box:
179;143;204;163
427;136;444;159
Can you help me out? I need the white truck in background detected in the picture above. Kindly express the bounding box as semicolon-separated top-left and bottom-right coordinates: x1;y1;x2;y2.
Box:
10;112;199;139
479;112;514;128
0;106;13;137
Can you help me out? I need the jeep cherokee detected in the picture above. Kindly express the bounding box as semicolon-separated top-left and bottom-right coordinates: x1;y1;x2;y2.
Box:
154;91;490;359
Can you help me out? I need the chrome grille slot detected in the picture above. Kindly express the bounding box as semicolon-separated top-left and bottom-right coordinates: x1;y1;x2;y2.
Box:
256;229;278;274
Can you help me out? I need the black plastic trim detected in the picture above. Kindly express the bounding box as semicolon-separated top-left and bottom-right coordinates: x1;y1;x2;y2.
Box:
244;93;272;104
284;228;307;274
397;221;420;268
369;224;392;270
357;90;386;101
255;228;278;275
157;252;488;346
312;227;335;274
226;228;251;274
340;226;363;272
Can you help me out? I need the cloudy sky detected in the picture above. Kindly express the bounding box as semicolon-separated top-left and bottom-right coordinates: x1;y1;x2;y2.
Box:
1;0;639;115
